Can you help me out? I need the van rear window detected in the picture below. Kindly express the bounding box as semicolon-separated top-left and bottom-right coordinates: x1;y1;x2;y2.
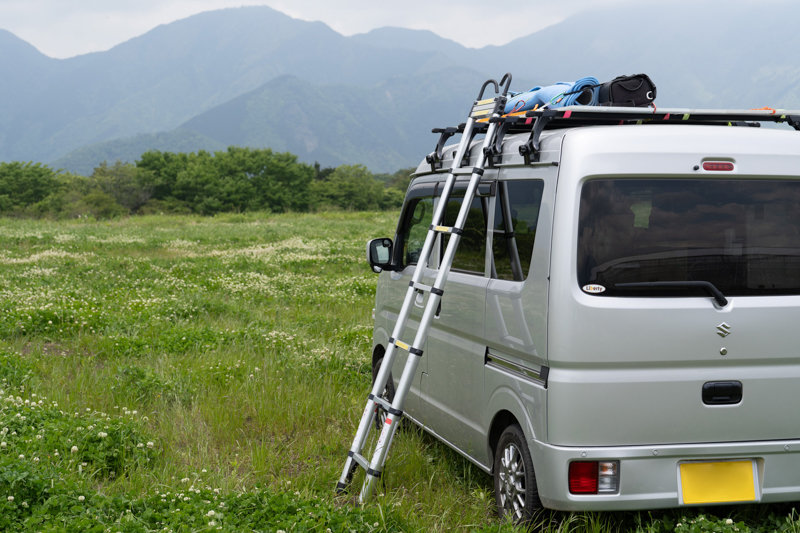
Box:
577;179;800;297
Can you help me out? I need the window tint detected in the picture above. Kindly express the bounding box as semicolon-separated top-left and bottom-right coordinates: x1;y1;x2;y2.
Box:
578;179;800;297
443;192;488;274
401;196;434;265
491;180;545;281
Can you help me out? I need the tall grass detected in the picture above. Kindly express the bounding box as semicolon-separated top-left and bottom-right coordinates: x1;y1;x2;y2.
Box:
0;212;796;532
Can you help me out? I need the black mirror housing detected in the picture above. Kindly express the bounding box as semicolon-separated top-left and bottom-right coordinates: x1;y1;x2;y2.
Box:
366;238;394;273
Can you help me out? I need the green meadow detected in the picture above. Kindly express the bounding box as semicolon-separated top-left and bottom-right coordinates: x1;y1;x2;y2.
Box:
0;212;798;532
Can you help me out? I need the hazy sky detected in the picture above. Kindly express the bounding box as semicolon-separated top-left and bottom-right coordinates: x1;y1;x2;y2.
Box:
0;0;635;58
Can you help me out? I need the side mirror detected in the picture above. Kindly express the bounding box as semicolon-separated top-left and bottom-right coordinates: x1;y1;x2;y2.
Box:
366;238;393;273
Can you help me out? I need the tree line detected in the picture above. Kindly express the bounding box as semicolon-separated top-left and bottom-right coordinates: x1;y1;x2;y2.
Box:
0;147;416;219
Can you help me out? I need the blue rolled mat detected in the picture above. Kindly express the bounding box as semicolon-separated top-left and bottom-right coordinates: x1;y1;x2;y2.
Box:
504;77;600;113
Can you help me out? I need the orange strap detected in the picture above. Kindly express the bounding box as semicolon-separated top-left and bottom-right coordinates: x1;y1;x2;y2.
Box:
750;106;776;114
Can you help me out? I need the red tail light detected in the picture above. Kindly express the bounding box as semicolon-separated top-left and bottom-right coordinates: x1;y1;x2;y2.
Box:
569;461;598;494
703;162;734;171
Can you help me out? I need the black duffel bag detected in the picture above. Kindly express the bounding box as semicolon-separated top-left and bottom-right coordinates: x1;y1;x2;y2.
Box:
598;74;657;107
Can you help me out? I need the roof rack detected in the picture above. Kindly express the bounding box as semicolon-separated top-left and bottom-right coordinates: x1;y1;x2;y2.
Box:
430;106;800;167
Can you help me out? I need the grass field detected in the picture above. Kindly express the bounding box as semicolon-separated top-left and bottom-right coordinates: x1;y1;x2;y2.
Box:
0;212;799;533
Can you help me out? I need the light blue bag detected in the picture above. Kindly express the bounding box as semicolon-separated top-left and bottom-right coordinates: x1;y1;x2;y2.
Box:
504;77;599;113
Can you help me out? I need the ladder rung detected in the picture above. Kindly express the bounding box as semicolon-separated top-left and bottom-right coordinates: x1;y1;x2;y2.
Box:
409;281;444;296
348;451;370;471
450;166;484;176
347;451;383;479
429;224;464;236
368;393;404;417
388;337;423;356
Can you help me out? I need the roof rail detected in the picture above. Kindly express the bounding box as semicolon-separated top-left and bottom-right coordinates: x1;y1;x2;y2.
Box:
430;106;800;167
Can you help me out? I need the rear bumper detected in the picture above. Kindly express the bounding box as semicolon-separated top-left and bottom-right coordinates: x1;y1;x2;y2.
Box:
532;438;800;511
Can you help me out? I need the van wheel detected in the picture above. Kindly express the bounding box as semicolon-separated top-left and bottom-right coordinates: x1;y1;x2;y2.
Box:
371;357;396;430
494;424;541;523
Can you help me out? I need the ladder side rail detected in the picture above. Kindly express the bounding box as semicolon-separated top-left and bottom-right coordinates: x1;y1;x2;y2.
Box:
336;117;478;492
359;120;500;502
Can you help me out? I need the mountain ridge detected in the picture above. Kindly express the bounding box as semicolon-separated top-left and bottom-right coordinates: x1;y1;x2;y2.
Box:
5;3;800;174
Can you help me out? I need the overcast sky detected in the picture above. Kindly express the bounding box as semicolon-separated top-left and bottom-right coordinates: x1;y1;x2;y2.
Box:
0;0;638;58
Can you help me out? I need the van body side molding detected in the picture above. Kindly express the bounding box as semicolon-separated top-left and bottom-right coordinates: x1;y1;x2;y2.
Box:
485;348;548;388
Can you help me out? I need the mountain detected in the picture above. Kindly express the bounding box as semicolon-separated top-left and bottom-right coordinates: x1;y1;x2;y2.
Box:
3;2;800;175
0;6;444;164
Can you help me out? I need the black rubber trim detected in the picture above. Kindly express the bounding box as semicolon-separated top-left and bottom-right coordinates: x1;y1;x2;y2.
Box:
388;337;395;344
367;468;382;479
409;347;424;356
408;281;415;287
368;393;375;401
472;167;484;176
431;287;444;296
347;450;355;458
504;231;515;239
451;227;464;236
388;407;403;416
336;481;347;492
540;366;550;387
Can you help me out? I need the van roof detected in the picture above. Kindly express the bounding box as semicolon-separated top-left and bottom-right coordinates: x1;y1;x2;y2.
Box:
415;106;800;175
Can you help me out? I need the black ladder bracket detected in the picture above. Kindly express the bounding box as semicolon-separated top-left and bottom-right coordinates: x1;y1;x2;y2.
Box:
450;122;488;166
787;115;800;131
519;109;558;165
484;116;518;168
426;126;461;172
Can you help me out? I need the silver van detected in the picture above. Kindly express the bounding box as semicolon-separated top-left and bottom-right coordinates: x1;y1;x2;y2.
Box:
366;110;800;520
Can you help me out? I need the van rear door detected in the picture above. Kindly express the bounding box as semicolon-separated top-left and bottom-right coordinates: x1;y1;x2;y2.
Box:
548;175;800;447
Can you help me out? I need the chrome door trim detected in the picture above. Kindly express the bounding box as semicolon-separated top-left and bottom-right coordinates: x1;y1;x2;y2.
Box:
485;348;549;387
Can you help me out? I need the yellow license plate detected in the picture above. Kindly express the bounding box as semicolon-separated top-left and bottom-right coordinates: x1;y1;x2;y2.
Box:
680;460;755;505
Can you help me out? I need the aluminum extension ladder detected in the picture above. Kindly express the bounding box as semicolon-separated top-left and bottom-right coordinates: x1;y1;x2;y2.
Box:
336;73;513;503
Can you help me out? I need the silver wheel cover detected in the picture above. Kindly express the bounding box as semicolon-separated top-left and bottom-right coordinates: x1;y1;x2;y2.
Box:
498;442;526;520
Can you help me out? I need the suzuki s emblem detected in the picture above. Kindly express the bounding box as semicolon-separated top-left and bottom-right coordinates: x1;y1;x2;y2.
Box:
716;322;732;338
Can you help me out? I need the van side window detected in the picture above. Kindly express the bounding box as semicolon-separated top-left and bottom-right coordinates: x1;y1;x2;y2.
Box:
491;180;545;281
401;197;434;265
443;194;488;274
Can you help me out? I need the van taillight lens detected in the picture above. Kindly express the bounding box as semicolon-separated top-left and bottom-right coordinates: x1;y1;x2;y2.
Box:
569;462;598;493
569;461;620;494
703;162;734;171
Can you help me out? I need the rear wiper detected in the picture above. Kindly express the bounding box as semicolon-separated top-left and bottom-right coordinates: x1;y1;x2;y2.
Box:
615;281;728;307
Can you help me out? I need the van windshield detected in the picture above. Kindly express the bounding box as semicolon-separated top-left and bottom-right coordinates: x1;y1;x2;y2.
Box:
577;179;800;297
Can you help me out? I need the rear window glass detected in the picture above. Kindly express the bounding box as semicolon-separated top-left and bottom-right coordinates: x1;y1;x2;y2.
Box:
577;179;800;297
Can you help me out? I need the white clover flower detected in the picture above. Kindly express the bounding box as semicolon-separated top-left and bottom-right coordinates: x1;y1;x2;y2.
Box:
201;469;207;473
726;519;734;525
98;432;107;438
0;442;5;448
33;457;39;463
147;442;154;448
54;452;59;457
209;522;216;527
181;478;190;483
207;510;215;517
78;495;85;502
183;497;190;501
7;496;13;501
21;502;27;508
18;454;24;460
137;443;144;448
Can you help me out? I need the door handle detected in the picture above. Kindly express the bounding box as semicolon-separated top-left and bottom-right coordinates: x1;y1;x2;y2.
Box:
702;381;742;405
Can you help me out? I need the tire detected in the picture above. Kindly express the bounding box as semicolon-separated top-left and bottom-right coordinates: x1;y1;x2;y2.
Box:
371;357;396;430
494;424;542;524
